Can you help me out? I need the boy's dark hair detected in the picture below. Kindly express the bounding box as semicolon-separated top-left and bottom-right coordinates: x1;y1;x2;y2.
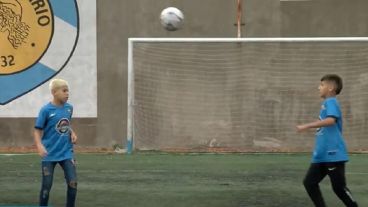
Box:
321;74;343;95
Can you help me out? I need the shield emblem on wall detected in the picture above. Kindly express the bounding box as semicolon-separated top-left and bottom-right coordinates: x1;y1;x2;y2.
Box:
0;0;79;105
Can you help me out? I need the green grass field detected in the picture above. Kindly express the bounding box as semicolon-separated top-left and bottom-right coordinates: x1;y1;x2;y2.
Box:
0;153;367;207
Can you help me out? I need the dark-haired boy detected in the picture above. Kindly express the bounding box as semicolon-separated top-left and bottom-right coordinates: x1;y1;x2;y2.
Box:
296;74;358;207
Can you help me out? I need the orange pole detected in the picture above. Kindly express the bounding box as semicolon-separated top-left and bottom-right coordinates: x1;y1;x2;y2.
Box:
237;0;242;38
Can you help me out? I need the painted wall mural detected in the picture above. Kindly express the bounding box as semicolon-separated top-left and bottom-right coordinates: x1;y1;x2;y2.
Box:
0;0;97;117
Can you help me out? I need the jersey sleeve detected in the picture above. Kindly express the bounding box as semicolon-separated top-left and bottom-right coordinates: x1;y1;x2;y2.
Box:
35;107;48;130
325;99;341;119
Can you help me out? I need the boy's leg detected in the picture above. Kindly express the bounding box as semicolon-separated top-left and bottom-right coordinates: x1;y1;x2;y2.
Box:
327;162;358;207
40;161;56;207
60;159;77;207
303;163;328;207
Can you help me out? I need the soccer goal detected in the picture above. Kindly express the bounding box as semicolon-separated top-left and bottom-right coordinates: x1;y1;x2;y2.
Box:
127;37;368;154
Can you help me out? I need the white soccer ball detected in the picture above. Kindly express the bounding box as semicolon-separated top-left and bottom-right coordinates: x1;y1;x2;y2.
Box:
160;7;184;31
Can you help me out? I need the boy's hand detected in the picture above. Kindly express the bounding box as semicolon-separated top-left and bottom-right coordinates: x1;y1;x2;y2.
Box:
37;144;48;157
296;124;309;132
71;132;78;144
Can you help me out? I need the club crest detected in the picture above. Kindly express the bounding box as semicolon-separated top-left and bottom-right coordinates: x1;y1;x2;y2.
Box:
0;0;79;104
56;118;70;134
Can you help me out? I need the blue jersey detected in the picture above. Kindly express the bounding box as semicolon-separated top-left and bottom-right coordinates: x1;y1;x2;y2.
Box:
35;102;74;161
312;97;349;163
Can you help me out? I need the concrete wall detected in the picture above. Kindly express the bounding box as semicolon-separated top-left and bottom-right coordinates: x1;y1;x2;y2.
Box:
96;0;280;148
1;0;368;150
280;0;368;36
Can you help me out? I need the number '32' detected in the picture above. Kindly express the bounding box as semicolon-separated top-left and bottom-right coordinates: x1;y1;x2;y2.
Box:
1;55;15;67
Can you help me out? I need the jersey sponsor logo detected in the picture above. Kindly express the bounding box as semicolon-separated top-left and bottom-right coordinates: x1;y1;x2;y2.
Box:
0;0;79;105
327;150;337;155
55;118;70;134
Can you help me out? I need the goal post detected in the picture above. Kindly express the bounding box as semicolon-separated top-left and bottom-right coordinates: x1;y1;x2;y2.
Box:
127;37;368;154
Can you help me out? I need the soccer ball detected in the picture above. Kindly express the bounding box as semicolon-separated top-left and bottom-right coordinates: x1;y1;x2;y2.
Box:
160;7;184;31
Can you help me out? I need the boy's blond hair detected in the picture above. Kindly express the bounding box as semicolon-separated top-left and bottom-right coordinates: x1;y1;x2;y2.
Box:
49;79;69;91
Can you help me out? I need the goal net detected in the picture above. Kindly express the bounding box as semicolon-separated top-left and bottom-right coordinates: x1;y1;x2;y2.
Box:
127;38;368;153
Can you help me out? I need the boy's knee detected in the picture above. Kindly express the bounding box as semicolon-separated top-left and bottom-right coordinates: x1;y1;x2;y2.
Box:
303;178;317;191
68;180;77;189
42;167;51;176
332;184;347;196
331;180;345;192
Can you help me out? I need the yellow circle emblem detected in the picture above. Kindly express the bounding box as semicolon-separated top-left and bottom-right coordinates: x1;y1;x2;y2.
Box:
0;0;53;74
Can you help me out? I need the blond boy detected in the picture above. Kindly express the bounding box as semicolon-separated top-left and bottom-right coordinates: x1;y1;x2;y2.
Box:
34;79;78;207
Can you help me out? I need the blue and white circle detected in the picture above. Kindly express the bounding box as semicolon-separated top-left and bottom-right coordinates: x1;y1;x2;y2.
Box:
0;0;79;105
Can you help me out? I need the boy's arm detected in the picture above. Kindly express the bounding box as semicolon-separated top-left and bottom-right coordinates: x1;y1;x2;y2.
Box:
296;117;336;132
34;128;47;157
70;128;78;144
